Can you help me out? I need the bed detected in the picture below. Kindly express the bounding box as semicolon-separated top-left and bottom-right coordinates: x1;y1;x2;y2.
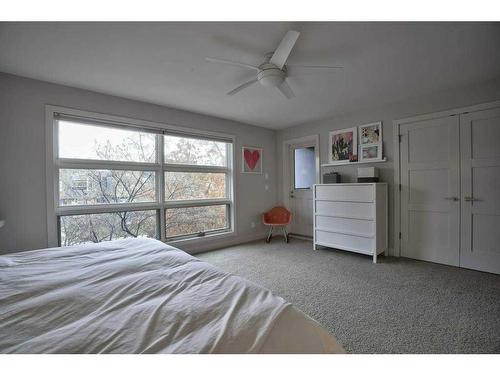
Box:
0;238;344;353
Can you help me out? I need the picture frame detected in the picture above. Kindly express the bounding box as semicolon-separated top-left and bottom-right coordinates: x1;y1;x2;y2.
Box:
360;144;383;161
358;121;383;161
242;146;263;174
328;127;357;164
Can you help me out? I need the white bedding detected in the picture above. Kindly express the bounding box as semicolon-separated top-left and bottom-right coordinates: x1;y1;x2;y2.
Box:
0;238;343;353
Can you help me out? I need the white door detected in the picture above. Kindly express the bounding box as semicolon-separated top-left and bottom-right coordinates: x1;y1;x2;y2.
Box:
288;142;317;237
400;115;460;266
460;107;500;274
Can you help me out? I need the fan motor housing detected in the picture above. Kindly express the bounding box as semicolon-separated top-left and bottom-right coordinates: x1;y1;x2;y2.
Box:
257;63;285;87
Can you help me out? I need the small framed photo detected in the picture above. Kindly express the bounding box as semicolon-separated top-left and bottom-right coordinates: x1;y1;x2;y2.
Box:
359;121;382;145
358;122;383;161
242;146;263;174
360;144;382;160
328;127;357;164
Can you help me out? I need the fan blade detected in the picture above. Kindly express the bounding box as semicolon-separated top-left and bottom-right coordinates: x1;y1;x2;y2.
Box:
269;30;300;69
227;79;259;96
287;64;344;75
277;80;295;99
205;57;259;71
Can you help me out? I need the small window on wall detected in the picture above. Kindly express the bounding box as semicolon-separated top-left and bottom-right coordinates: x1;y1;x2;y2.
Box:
294;146;316;189
50;111;234;246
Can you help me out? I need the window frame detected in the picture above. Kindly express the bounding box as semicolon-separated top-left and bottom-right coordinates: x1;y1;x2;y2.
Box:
46;105;236;247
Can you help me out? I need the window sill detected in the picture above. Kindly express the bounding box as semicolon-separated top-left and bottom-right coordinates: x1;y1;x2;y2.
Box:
165;230;236;246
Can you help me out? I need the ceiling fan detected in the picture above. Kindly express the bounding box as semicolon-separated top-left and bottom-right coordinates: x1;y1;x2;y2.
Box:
205;30;343;99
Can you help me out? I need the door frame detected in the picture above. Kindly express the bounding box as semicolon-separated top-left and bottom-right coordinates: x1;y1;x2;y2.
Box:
393;99;500;257
282;135;320;235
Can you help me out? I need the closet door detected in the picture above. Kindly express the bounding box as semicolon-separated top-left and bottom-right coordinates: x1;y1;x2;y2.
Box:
460;107;500;274
400;116;460;266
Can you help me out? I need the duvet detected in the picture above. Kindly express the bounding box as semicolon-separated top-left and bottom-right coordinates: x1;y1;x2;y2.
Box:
0;238;343;353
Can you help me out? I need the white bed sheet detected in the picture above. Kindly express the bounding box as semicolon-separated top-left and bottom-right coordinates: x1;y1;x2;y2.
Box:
0;238;343;353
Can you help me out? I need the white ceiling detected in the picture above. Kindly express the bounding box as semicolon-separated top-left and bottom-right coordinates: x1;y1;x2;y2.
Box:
1;22;499;129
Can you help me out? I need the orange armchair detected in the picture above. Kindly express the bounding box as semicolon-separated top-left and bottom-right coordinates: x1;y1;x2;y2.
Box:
262;206;292;243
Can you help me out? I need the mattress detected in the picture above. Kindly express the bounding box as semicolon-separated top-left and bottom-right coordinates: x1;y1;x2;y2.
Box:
0;238;344;353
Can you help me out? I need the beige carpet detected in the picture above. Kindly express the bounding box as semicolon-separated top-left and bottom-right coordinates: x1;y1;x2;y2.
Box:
197;238;500;353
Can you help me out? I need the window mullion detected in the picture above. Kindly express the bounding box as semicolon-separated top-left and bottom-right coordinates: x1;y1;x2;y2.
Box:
158;134;166;241
57;159;159;171
164;198;231;208
56;202;161;216
163;164;229;173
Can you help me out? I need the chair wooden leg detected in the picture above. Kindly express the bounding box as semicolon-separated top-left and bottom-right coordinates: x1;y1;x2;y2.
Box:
266;227;273;243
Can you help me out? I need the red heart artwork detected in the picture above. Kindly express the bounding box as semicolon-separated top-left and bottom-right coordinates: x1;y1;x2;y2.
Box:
244;149;260;171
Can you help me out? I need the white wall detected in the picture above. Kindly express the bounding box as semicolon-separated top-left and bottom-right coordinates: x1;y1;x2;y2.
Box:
0;73;277;254
2;72;500;256
276;78;500;254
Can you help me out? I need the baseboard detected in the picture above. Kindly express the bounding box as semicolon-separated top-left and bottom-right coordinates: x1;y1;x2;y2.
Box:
174;231;268;255
174;234;395;257
289;233;313;241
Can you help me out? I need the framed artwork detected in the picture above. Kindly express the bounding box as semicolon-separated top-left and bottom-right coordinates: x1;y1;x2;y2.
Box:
328;127;357;164
361;144;382;160
242;146;263;174
359;122;383;161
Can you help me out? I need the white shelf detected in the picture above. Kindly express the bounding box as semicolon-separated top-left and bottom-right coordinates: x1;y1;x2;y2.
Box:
321;157;387;167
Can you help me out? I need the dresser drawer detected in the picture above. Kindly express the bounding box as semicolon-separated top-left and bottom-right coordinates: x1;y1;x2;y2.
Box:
315;216;375;237
315;230;375;254
315;200;374;220
315;185;374;202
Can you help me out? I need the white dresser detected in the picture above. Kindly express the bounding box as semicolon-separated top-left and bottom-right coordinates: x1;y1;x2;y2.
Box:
313;183;388;263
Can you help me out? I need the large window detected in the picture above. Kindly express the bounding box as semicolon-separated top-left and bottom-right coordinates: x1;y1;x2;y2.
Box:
50;110;233;246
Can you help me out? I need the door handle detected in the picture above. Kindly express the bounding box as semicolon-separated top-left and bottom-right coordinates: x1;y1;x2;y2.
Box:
444;197;459;201
464;196;480;202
